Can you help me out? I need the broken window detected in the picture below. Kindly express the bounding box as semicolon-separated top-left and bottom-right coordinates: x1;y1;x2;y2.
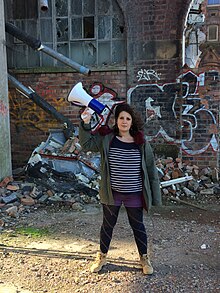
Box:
83;17;95;38
70;0;125;66
6;0;126;69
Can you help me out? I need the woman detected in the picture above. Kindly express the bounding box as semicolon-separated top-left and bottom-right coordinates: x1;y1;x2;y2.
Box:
79;103;162;275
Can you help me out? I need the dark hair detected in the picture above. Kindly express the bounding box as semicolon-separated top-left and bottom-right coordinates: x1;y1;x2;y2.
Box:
113;103;144;137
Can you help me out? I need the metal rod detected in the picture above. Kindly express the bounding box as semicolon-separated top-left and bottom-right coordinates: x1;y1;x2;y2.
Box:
8;74;75;139
38;44;91;75
160;175;193;188
8;74;33;96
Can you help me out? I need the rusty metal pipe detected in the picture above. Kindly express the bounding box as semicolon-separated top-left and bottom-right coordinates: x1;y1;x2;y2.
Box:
40;0;49;12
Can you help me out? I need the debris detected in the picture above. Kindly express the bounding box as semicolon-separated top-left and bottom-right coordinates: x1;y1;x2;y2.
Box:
168;196;208;211
2;193;18;204
156;156;220;207
200;244;209;250
0;176;13;188
5;206;18;218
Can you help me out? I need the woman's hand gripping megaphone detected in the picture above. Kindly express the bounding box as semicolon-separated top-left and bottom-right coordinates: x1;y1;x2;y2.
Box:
81;107;94;124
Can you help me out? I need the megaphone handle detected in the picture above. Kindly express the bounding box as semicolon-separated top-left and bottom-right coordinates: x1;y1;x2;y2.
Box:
81;107;94;122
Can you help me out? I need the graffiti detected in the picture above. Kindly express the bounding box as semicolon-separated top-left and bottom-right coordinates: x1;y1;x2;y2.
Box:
178;71;218;155
72;82;125;132
128;71;219;155
128;82;186;143
0;100;8;116
9;90;66;132
145;97;162;121
88;82;125;130
137;69;161;82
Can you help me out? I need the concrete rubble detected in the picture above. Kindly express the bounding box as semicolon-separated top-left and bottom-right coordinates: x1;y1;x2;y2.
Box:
0;131;219;230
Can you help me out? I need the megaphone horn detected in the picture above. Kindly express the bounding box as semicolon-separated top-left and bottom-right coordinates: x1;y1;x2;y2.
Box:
67;82;105;115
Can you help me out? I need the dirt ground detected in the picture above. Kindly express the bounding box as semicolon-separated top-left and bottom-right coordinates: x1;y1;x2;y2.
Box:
0;201;219;293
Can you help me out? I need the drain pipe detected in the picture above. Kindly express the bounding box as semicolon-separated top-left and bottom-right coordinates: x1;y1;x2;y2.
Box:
40;0;49;12
5;22;91;76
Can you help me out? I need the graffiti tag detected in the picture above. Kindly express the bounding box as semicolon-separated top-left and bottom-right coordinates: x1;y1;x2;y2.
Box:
137;69;161;82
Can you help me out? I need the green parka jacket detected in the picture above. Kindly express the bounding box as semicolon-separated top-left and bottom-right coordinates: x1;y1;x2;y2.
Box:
79;122;162;212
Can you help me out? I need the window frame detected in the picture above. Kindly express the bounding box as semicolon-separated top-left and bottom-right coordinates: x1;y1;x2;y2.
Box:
207;25;219;41
207;0;220;6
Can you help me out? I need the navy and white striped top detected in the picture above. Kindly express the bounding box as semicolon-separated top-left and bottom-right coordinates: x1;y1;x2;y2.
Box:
108;136;142;193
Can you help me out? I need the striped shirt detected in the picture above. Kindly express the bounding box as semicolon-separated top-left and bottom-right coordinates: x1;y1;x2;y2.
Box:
108;136;142;193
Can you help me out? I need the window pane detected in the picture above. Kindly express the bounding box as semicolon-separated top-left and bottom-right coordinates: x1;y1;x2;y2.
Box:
98;42;111;65
28;47;40;67
14;20;26;39
57;43;69;66
14;45;28;67
41;44;54;66
83;42;97;65
56;18;69;41
13;0;38;19
112;15;124;38
84;17;94;38
70;42;84;65
71;18;82;39
83;0;95;15
71;0;82;15
97;0;111;15
41;19;53;42
98;16;111;39
112;40;126;64
208;26;218;40
55;0;68;16
26;20;38;38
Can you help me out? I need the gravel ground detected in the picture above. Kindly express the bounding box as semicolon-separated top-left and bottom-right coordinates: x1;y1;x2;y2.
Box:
0;201;219;293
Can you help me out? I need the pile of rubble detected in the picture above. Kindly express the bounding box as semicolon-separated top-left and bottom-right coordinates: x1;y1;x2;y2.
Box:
156;156;220;206
0;163;100;230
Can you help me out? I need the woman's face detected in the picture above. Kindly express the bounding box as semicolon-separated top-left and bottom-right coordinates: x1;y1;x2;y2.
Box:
117;111;132;134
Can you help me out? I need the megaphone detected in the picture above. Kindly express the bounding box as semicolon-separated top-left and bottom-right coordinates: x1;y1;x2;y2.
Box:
67;82;106;115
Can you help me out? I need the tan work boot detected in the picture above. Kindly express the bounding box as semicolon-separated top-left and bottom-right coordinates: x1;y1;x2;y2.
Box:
139;254;153;275
90;251;107;273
